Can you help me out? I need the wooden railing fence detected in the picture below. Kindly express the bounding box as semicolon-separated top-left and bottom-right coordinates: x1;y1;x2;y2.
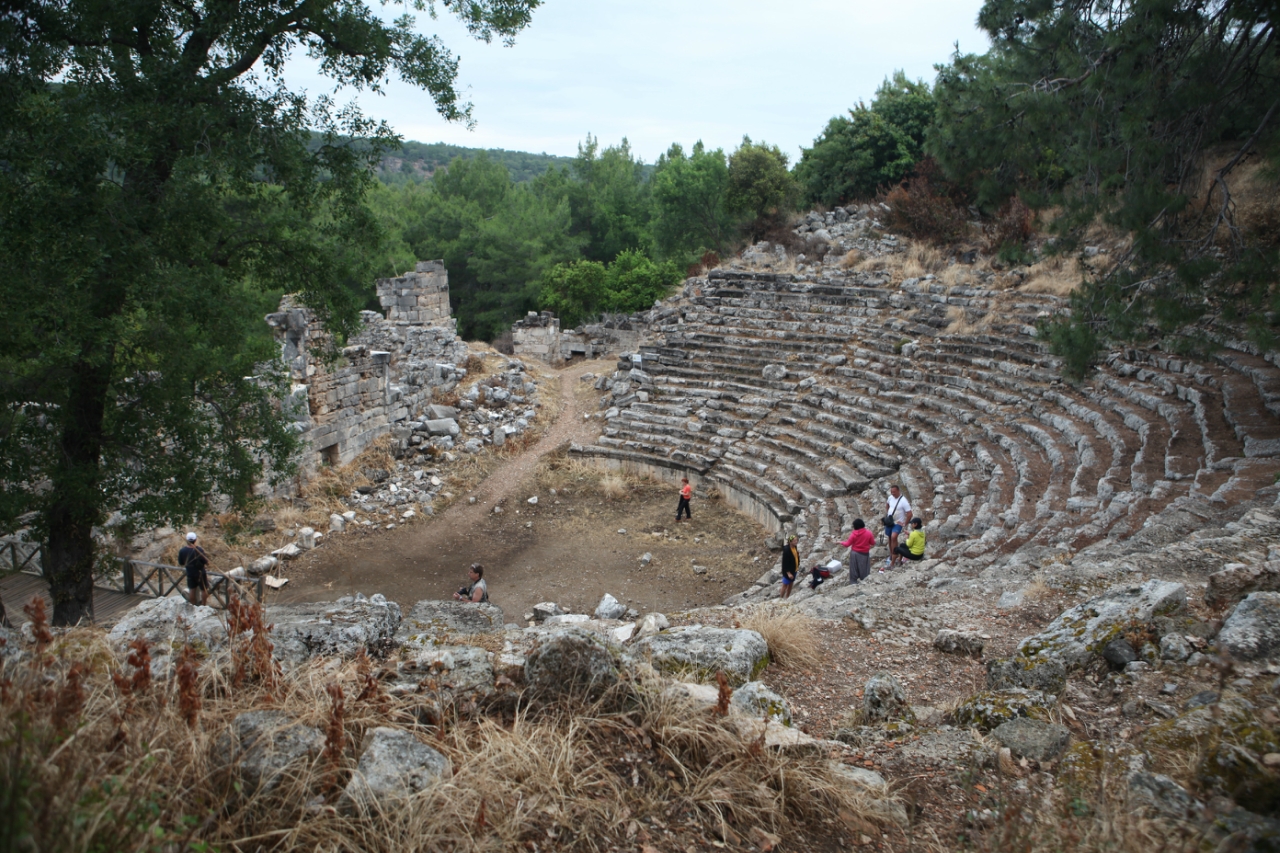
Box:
116;559;265;608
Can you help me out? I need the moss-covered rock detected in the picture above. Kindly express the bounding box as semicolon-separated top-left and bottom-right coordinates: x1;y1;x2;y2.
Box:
949;688;1056;732
987;656;1067;693
1016;579;1186;668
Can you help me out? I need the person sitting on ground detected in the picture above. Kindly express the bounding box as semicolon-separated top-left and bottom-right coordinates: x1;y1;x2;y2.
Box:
779;534;799;599
894;518;926;563
177;532;210;606
454;563;489;603
675;477;693;522
840;518;875;584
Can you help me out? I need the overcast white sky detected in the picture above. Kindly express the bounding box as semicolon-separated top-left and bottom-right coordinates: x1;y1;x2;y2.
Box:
286;0;990;164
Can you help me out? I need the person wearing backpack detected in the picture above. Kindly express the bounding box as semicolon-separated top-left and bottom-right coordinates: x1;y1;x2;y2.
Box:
840;518;875;583
882;485;912;570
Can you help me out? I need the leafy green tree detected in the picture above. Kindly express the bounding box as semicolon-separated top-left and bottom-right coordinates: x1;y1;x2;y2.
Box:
538;260;609;329
725;137;798;231
565;136;652;262
603;250;683;314
650;141;734;258
795;72;936;206
0;0;539;624
930;0;1278;374
538;250;681;328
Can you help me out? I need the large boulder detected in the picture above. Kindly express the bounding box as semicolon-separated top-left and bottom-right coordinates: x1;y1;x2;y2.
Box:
1206;562;1280;607
219;711;324;794
108;596;226;653
629;625;768;685
524;627;620;699
949;689;1056;732
269;594;402;664
1218;592;1280;665
934;629;984;658
339;727;450;812
394;599;505;654
991;718;1071;761
986;657;1067;694
863;673;911;724
1017;579;1186;668
395;644;495;696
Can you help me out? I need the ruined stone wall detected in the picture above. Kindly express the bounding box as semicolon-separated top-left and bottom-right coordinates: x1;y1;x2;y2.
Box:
512;310;652;364
377;261;451;324
511;311;563;364
266;261;470;475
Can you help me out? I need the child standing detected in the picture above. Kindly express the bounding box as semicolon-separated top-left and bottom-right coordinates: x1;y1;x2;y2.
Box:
779;533;799;599
675;477;692;522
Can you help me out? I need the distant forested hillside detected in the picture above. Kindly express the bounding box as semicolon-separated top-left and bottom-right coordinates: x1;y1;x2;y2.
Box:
378;141;575;184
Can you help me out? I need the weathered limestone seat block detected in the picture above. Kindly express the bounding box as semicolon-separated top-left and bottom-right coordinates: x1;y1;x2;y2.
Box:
565;266;1280;572
266;260;470;475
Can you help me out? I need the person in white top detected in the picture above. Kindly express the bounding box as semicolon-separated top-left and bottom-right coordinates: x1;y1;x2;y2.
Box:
884;484;913;570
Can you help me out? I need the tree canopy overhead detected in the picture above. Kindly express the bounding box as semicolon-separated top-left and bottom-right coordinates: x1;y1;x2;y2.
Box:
928;0;1279;372
0;0;540;624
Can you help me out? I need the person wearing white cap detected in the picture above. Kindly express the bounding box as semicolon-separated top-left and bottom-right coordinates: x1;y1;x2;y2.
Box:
177;532;210;605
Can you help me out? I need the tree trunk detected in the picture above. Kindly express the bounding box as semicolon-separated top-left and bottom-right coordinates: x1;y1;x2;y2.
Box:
45;355;114;626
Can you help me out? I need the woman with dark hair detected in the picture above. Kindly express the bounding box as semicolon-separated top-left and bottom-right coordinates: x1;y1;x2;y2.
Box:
779;534;799;599
454;563;489;603
894;518;926;563
840;519;875;583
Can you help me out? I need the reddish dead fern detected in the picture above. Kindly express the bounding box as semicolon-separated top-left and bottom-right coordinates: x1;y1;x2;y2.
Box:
176;644;201;729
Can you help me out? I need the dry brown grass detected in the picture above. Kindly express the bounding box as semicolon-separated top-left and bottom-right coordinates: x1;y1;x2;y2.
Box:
0;610;893;853
1020;254;1084;296
943;305;994;335
1022;576;1054;603
535;453;655;500
739;604;824;671
838;249;863;269
899;242;949;278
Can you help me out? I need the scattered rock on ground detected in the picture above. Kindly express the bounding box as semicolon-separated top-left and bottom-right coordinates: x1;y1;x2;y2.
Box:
863;672;911;723
629;625;768;685
1218;592;1280;666
339;727;450;812
593;593;626;621
524;627;620;698
933;629;984;658
991;717;1072;761
270;594;402;664
218;711;324;794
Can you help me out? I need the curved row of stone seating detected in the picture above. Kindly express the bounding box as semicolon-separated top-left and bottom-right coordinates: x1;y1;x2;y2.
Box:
573;268;1280;563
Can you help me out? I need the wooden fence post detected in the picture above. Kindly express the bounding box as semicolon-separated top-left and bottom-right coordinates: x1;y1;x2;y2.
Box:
123;560;135;595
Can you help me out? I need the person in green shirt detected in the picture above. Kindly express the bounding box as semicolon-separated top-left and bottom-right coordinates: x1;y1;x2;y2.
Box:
894;518;926;563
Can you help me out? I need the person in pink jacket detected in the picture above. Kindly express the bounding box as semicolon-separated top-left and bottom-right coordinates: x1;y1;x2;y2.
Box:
841;519;875;584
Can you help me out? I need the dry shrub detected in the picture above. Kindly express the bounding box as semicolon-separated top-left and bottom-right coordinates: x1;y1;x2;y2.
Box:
838;249;863;269
983;195;1035;256
0;624;894;853
882;157;972;245
740;605;824;671
1022;577;1054;603
490;329;515;355
599;472;629;501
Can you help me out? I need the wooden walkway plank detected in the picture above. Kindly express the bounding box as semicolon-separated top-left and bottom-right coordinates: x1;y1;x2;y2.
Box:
1;572;155;628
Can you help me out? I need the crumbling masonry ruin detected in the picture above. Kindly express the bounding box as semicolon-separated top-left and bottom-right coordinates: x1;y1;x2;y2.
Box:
266;260;470;474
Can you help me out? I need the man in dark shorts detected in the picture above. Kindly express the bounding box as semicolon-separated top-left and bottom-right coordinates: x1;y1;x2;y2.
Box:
178;532;209;605
779;533;799;599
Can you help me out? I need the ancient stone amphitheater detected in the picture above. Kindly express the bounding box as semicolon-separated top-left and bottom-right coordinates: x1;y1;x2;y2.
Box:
570;265;1280;575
